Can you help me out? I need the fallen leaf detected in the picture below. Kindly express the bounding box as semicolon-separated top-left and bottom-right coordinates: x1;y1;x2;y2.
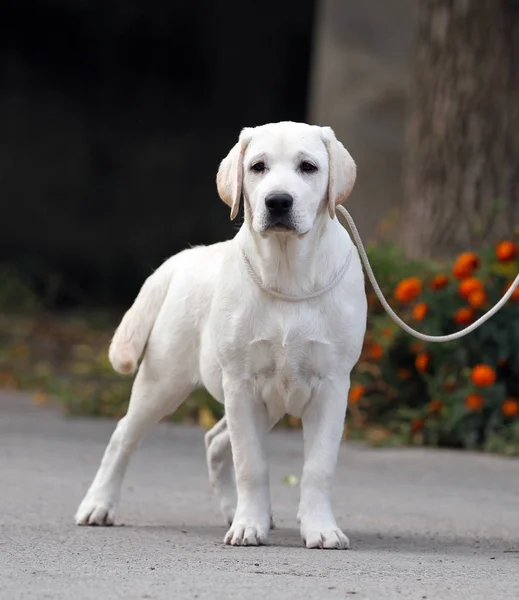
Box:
366;426;391;443
32;391;49;405
198;406;217;429
282;475;299;486
288;416;301;428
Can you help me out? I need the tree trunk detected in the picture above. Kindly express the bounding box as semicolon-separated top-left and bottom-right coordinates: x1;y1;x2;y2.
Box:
402;0;519;259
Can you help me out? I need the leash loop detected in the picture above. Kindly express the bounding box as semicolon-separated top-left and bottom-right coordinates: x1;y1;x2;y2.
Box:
337;205;519;343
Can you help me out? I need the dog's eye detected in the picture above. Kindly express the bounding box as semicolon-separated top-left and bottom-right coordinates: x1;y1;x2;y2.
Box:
251;162;265;173
300;161;317;173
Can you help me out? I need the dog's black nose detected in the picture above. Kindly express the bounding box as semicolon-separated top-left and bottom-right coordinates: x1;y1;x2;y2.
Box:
265;193;294;217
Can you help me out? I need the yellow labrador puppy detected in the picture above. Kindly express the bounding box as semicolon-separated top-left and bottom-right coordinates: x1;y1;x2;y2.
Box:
75;121;367;549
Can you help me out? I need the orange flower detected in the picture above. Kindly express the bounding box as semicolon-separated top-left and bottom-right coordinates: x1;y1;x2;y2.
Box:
397;368;412;380
349;384;365;404
369;343;383;360
411;417;425;433
496;240;517;262
458;277;484;299
502;398;519;417
413;302;428;321
471;364;496;387
415;352;430;372
429;399;444;413
454;307;474;325
504;281;519;300
430;274;449;290
468;289;487;309
452;252;479;280
382;327;393;338
465;394;484;412
394;277;422;303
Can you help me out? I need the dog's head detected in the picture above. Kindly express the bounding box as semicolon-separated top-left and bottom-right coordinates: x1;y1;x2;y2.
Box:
217;121;356;236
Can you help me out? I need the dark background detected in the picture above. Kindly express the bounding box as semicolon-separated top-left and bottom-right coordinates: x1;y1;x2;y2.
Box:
0;0;315;306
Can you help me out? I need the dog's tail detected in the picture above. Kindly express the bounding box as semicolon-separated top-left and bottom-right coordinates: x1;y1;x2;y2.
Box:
108;259;175;375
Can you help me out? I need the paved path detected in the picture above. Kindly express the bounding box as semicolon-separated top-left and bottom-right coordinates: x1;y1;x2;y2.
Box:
1;392;518;599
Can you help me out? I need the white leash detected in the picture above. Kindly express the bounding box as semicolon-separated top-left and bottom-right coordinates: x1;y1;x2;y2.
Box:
241;206;519;343
336;205;519;343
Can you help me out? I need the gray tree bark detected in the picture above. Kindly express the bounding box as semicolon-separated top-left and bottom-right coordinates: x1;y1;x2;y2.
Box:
402;0;519;259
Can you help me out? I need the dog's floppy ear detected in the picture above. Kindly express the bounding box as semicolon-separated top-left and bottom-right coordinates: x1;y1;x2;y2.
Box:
216;128;253;220
320;126;357;219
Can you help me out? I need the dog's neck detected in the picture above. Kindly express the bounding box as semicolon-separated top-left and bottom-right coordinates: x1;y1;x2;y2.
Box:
237;213;353;298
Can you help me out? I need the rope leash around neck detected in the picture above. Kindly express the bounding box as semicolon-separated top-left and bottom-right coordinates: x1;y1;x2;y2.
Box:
241;245;353;302
336;205;519;343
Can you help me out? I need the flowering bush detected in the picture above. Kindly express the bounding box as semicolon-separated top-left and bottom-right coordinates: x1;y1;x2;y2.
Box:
349;240;519;455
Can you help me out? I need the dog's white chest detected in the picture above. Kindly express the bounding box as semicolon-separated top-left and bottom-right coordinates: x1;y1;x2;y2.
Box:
246;318;333;416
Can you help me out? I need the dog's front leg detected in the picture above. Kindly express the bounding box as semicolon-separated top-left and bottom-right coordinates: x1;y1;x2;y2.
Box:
299;379;350;549
223;382;271;546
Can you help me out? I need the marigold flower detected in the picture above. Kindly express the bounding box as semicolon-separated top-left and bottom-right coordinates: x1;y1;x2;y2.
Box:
471;364;496;387
429;399;444;413
468;289;487;309
394;277;422;303
454;307;474;325
496;240;517;262
415;352;430;372
412;302;428;321
349;384;365;404
502;398;519;417
458;277;484;299
369;343;383;360
430;274;449;290
465;394;484;411
452;252;479;280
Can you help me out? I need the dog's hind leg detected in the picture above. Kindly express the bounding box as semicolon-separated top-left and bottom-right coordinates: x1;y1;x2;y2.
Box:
205;417;237;525
205;416;277;529
75;361;194;526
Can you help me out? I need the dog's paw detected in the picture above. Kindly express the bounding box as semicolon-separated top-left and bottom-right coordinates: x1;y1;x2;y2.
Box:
75;495;116;526
300;521;350;550
224;520;269;546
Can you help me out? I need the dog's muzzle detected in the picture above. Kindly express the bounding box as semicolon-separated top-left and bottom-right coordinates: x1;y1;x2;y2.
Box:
264;193;294;231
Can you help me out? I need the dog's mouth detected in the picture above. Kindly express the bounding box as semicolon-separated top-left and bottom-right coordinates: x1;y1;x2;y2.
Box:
265;221;295;233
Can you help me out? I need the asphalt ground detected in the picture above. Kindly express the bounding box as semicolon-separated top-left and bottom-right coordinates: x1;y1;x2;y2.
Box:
1;392;518;599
